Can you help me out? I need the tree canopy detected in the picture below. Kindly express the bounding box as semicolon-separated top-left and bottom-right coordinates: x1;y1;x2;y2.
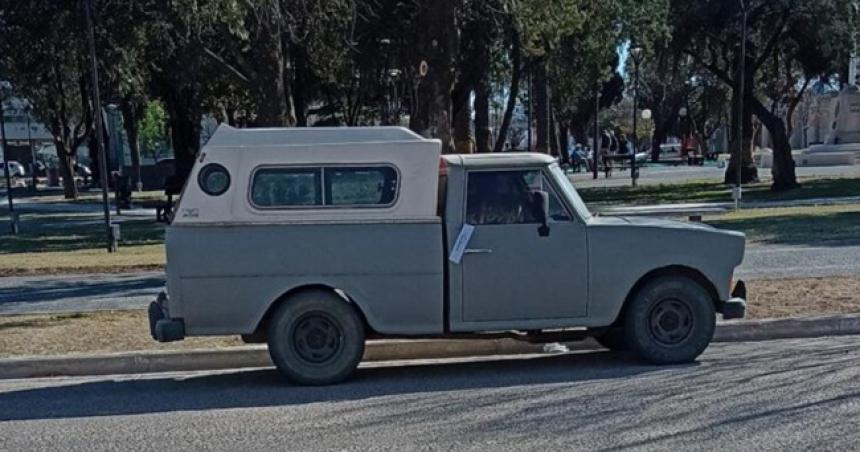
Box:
1;0;855;196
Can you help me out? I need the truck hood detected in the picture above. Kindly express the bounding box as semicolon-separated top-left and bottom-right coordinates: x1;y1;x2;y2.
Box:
588;215;744;238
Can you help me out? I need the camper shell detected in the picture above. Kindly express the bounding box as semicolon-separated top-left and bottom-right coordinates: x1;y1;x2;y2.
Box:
151;125;747;385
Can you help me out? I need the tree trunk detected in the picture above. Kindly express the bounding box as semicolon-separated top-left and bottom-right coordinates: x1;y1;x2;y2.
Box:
163;85;202;184
493;27;521;153
650;109;665;162
409;0;458;153
724;87;758;185
548;108;558;157
251;15;290;127
558;120;571;164
533;61;549;154
120;100;143;190
55;139;78;199
474;77;491;153
750;97;799;191
452;87;473;153
290;42;308;127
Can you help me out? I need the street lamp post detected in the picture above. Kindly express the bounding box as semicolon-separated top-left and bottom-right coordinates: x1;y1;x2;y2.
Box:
84;0;115;252
630;45;644;187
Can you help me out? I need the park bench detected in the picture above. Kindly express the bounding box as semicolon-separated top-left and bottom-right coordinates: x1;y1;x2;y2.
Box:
156;175;183;223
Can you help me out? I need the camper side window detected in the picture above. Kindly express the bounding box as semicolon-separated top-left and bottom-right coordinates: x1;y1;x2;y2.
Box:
250;165;399;208
251;168;322;207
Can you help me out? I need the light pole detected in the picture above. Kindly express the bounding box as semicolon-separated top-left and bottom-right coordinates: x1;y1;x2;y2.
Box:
630;45;644;187
734;0;748;209
84;0;115;252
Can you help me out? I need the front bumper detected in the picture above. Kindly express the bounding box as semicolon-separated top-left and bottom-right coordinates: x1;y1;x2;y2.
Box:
719;280;747;320
148;291;186;342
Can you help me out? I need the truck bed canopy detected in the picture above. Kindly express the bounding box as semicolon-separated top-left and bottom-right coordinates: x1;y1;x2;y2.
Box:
175;125;443;224
205;125;427;148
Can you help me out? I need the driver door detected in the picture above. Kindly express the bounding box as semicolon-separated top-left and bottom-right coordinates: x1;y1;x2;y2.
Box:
459;169;588;323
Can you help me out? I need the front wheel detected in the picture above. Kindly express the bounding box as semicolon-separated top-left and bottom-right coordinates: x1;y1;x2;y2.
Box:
267;290;365;385
624;276;715;364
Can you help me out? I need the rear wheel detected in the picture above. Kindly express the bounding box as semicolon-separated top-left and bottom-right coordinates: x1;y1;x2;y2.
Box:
624;276;715;364
267;290;365;385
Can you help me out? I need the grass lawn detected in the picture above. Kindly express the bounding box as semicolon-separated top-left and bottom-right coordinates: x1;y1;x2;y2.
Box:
72;189;167;205
12;189;168;205
705;203;860;244
579;176;860;206
1;275;857;358
0;211;165;275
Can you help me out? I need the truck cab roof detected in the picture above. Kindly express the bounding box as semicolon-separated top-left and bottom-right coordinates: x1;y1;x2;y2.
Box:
442;153;557;169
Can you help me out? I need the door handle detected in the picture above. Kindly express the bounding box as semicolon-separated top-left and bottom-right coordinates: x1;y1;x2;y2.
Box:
464;248;493;255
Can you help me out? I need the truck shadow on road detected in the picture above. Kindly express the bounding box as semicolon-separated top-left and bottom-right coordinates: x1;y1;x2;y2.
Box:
0;350;684;421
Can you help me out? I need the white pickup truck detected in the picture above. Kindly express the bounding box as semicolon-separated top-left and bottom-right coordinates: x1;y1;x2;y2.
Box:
150;126;746;385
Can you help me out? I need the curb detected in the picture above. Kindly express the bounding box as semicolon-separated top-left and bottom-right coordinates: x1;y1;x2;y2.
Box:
3;314;860;380
713;313;860;342
0;338;597;380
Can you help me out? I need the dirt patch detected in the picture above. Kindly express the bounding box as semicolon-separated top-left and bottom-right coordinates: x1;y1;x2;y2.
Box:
746;276;860;319
1;276;858;358
0;310;242;358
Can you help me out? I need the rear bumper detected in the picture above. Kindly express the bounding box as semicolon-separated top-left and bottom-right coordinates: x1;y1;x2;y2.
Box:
719;280;747;320
148;291;186;342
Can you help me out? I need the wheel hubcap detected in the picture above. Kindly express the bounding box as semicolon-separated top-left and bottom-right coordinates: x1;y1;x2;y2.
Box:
649;299;694;346
291;312;343;364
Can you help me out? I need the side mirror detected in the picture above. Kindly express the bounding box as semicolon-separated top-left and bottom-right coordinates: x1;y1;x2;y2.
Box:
532;191;550;237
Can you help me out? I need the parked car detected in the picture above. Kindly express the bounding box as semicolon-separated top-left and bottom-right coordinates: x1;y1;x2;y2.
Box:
149;125;747;385
0;161;26;178
74;162;91;178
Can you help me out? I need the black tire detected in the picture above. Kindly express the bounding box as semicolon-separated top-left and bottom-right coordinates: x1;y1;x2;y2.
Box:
267;289;365;385
624;276;715;364
594;328;629;351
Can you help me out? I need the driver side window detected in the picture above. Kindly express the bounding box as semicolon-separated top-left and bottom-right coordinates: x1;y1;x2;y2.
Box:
466;170;570;225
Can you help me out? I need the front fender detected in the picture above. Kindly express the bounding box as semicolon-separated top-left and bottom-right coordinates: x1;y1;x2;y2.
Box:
586;217;744;326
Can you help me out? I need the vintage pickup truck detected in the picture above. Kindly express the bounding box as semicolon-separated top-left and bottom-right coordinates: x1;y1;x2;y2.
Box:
150;125;746;385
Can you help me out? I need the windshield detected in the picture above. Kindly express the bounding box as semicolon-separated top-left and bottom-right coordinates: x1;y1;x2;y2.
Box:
549;163;592;221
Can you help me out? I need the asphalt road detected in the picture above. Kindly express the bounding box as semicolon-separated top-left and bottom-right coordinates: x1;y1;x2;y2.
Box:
1;240;858;315
0;272;163;315
0;336;858;451
737;241;860;280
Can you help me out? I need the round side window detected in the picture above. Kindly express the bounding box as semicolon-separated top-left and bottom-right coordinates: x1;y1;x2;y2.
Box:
198;163;230;196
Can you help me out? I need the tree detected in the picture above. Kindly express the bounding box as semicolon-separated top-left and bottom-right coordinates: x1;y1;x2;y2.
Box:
0;0;94;199
142;0;241;182
408;0;459;152
670;0;855;190
138;100;169;162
